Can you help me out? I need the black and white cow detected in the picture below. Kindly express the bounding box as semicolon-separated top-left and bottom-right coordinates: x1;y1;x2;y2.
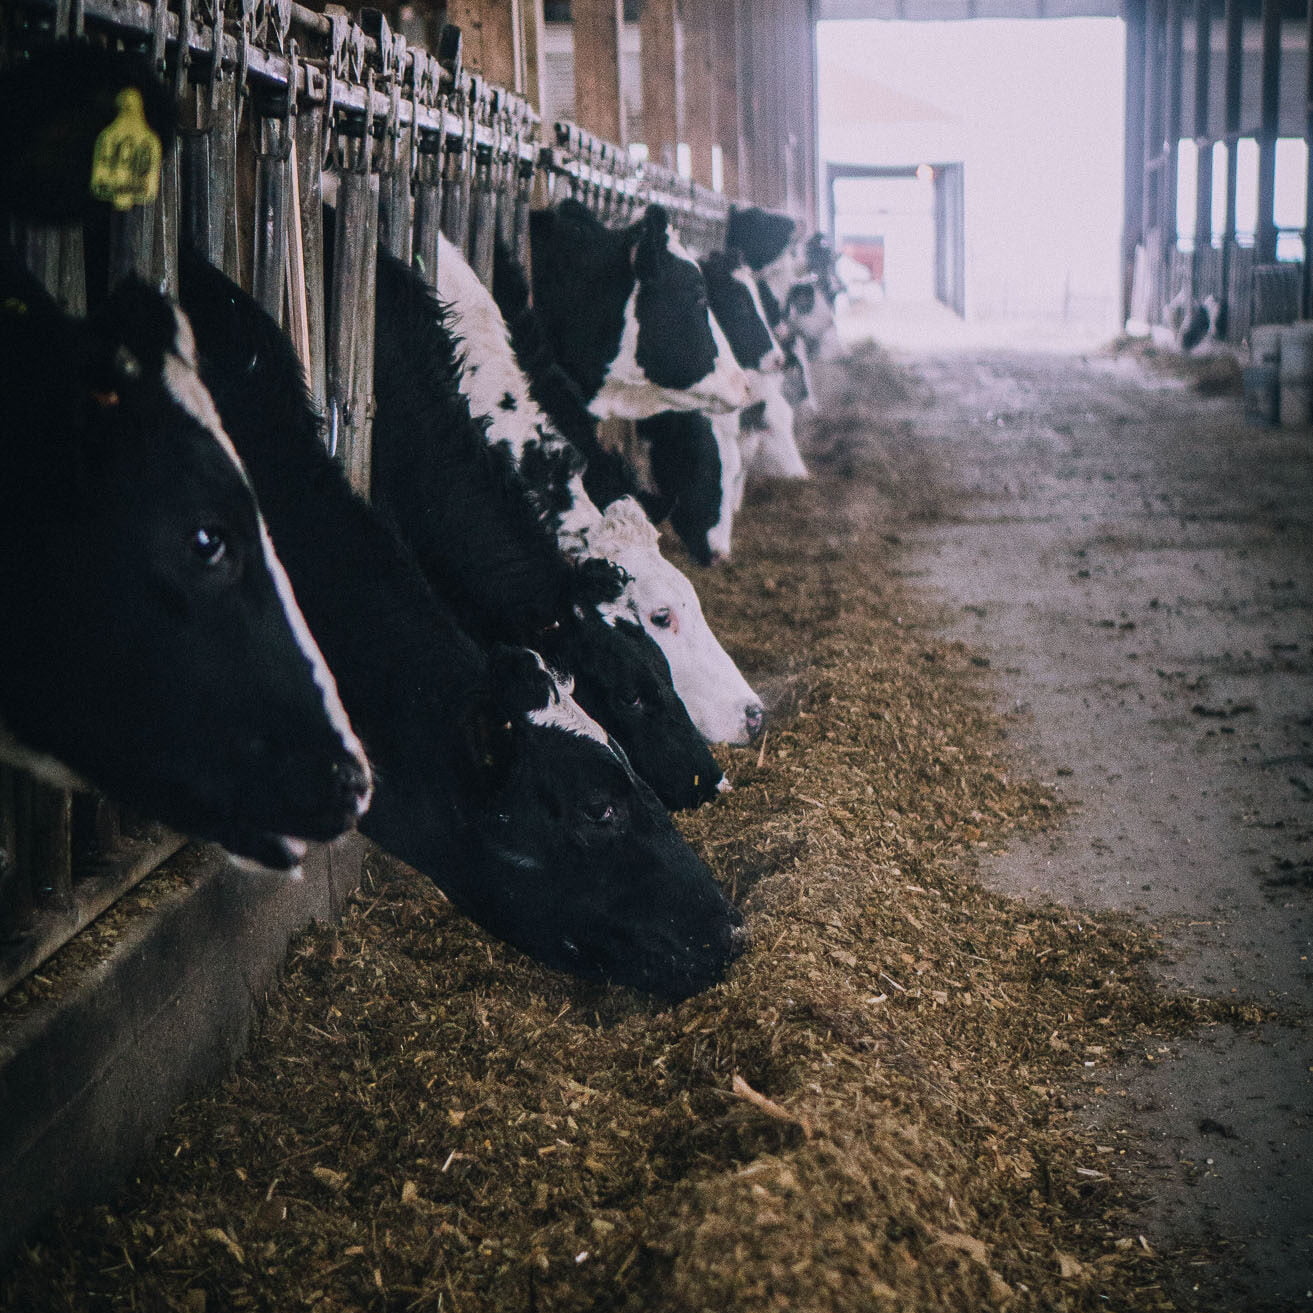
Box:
178;247;745;998
529;199;750;421
472;236;767;745
366;239;725;809
0;255;371;870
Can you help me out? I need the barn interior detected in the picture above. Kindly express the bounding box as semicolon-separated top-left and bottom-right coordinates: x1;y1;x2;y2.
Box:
1;1;1310;1310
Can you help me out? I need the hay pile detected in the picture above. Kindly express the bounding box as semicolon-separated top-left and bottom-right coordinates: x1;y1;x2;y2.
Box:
2;344;1250;1312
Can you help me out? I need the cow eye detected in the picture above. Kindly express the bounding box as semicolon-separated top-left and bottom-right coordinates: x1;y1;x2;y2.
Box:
190;525;228;567
582;800;616;826
650;608;673;629
624;690;644;710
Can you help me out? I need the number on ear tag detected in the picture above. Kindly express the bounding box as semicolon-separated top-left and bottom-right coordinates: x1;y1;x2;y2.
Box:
89;88;161;211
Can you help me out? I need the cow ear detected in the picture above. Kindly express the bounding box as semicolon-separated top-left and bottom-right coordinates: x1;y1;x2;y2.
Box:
632;204;670;275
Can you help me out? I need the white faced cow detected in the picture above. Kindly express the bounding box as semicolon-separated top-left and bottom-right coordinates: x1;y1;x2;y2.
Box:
438;233;765;747
529;200;750;422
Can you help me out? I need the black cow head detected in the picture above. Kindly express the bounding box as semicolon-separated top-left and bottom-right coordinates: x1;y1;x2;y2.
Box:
726;205;798;273
0;270;370;869
456;648;745;998
540;608;725;810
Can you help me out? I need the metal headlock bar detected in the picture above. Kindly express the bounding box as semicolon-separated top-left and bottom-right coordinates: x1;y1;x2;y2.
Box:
0;0;737;1001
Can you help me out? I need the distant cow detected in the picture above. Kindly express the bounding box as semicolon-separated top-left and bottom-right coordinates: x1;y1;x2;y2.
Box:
0;256;370;870
178;247;746;998
529;200;749;421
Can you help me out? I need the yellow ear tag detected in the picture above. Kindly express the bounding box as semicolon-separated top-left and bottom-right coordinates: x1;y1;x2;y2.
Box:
89;88;161;212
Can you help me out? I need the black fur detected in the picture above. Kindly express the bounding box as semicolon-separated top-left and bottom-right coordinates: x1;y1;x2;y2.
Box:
725;205;797;273
639;410;723;568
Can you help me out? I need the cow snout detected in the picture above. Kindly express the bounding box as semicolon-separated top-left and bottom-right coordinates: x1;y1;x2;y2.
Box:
332;755;373;817
727;920;752;957
744;702;765;742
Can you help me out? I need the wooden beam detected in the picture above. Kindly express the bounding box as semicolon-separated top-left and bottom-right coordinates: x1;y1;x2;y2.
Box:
640;0;681;169
1162;0;1182;246
1192;0;1213;251
573;0;628;146
1304;0;1313;314
1221;0;1241;246
443;0;525;91
711;0;743;197
1255;0;1281;261
1122;0;1147;324
522;0;547;115
682;0;716;188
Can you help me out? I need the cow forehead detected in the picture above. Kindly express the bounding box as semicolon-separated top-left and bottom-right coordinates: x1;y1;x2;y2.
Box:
525;654;608;745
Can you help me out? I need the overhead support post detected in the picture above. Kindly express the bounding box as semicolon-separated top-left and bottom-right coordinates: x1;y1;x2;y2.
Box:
1255;0;1281;262
444;0;527;94
1122;0;1147;326
1191;0;1213;261
1162;0;1183;252
1222;0;1241;250
572;0;628;147
682;0;716;189
1304;0;1313;315
640;0;681;170
711;0;743;198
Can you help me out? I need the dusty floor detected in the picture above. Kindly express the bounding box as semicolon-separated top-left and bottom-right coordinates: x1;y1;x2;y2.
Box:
848;298;1313;1309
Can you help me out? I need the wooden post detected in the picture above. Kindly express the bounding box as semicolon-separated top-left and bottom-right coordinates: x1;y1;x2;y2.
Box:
641;0;681;169
1304;0;1313;315
572;0;628;146
1255;0;1281;262
682;0;715;188
1122;0;1147;325
1163;0;1183;251
711;0;742;198
1142;0;1162;244
522;0;547;115
445;0;526;92
1192;0;1213;256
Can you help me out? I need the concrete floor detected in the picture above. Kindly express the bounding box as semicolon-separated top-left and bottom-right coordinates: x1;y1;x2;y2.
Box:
841;298;1313;1311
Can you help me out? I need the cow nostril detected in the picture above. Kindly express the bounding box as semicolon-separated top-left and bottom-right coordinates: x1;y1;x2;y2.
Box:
727;921;751;957
333;757;372;809
744;703;765;741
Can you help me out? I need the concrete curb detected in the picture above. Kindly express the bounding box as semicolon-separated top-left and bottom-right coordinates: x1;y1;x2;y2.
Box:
0;832;364;1262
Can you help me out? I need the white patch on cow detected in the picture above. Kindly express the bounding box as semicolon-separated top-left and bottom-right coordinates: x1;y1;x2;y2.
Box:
436;234;545;457
590;248;751;421
586;498;762;745
733;265;786;386
707;411;745;560
525;655;609;745
257;524;373;812
164;309;373;810
435;235;606;558
744;372;808;481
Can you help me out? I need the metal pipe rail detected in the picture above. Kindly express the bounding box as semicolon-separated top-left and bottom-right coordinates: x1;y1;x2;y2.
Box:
540;117;730;253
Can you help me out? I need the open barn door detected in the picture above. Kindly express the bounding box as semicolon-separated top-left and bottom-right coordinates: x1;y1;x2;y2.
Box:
933;162;965;317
